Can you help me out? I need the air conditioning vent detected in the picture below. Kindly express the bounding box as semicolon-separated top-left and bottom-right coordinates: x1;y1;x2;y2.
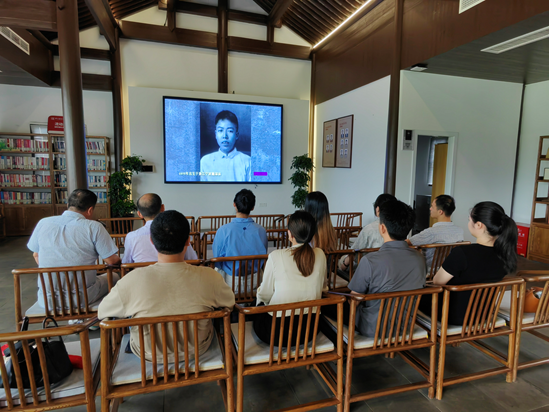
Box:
459;0;485;14
0;27;30;55
481;26;549;54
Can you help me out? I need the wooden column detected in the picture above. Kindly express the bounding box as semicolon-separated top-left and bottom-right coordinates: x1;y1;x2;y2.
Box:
110;27;123;171
218;0;228;93
56;0;88;192
383;0;404;195
308;52;316;191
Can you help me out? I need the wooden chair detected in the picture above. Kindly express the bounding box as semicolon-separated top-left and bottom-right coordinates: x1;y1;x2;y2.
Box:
186;216;196;232
253;214;285;230
0;318;100;412
200;231;217;260
266;228;289;250
324;287;442;409
273;214;289;229
498;270;549;373
416;241;471;280
100;309;234;412
196;215;234;233
110;234;126;257
330;212;362;228
207;255;268;303
13;265;115;331
334;226;361;249
325;250;355;291
416;277;525;400
232;295;346;412
98;217;144;235
119;260;204;279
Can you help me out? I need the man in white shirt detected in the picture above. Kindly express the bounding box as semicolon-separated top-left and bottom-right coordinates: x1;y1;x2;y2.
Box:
200;110;251;182
408;194;464;268
122;193;197;263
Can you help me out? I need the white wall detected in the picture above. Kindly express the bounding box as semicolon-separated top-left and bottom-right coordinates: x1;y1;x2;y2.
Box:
128;86;309;216
397;71;523;240
512;79;549;225
313;76;390;223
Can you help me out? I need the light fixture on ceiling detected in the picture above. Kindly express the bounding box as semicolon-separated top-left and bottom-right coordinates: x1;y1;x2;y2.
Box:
481;25;549;54
410;64;428;72
313;0;373;49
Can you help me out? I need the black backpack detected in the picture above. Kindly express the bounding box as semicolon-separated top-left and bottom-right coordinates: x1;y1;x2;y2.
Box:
0;317;73;389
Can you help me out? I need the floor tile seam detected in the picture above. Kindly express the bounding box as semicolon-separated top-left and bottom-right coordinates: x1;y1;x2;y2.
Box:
468;380;525;412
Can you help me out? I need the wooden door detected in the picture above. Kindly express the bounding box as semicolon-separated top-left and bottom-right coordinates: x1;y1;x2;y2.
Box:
4;206;26;236
430;143;448;227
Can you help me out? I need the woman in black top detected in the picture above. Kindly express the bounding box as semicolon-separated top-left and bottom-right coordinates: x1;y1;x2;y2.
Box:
419;201;518;325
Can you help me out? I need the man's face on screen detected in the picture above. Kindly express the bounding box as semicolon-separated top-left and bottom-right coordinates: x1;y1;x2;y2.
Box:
215;119;239;154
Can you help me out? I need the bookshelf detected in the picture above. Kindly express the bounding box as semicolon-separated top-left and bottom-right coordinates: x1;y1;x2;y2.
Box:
0;133;111;236
528;135;549;263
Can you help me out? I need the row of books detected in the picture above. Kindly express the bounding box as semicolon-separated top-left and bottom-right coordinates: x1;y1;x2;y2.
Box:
53;156;107;171
0;155;50;170
52;138;106;154
0;174;51;188
0;138;49;152
1;191;52;205
54;175;107;188
55;190;107;204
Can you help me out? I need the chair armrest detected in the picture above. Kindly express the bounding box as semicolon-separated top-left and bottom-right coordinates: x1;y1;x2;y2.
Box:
516;270;549;283
441;277;524;292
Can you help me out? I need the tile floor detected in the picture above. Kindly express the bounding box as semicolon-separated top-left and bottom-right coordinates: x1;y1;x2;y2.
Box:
1;236;549;411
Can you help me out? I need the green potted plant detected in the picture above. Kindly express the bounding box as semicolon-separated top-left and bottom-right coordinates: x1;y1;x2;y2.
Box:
289;154;314;209
108;155;145;217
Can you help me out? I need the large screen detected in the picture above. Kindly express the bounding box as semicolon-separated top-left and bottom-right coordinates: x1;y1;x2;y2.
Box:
163;97;283;184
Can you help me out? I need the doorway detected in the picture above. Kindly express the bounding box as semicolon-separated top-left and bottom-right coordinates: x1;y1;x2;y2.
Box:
412;135;450;235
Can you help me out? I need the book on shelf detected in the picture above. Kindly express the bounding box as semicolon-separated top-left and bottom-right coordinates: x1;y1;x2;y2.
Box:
55;190;107;204
1;191;52;205
1;173;50;187
0;155;49;170
52;137;105;155
54;155;106;171
0;137;49;152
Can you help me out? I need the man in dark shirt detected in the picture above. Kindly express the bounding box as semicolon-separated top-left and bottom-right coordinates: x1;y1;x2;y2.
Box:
348;199;426;337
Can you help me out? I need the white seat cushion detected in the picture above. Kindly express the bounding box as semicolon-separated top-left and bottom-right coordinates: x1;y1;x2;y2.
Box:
25;300;100;318
416;311;506;336
498;290;536;325
230;321;334;366
111;334;224;386
334;275;348;289
323;316;428;349
0;339;100;406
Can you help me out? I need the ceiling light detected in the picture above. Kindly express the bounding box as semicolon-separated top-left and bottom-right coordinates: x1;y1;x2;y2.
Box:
410;64;428;72
313;0;373;49
481;25;549;54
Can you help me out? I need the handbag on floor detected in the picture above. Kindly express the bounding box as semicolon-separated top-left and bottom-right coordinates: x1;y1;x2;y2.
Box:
0;316;73;389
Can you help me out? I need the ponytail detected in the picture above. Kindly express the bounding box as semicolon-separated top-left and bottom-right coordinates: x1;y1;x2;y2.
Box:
288;210;318;277
470;202;518;274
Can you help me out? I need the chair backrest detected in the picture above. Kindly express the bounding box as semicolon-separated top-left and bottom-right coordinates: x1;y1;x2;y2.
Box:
100;308;232;391
111;234;126;256
442;278;524;338
186;216;196;232
334;226;361;249
266;229;290;249
355;247;381;265
324;250;355;290
12;265;111;328
235;295;346;365
253;214;286;230
207;255;268;303
200;231;217;260
345;287;442;351
330;212;362;228
196;215;234;232
98;217;145;235
273;214;289;229
0;322;96;410
120;260;204;278
517;270;549;327
417;241;471;280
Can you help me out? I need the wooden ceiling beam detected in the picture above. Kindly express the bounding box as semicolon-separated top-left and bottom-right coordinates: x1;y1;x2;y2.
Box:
51;71;113;91
296;2;335;32
228;9;268;25
0;0;57;31
269;0;294;28
228;36;311;60
83;0;118;50
158;1;269;26
51;44;111;60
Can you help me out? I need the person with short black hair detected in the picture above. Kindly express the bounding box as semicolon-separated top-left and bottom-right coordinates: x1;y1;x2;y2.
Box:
200;110;251;182
122;193;198;263
213;189;268;287
98;210;235;362
27;189;120;310
408;194;464;268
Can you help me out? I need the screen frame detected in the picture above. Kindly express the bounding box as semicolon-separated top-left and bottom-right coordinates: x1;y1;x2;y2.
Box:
163;96;284;185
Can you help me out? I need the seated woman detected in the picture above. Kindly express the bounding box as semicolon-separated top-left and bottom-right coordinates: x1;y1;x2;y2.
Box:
304;191;337;253
419;201;518;325
253;211;327;346
213;189;268;287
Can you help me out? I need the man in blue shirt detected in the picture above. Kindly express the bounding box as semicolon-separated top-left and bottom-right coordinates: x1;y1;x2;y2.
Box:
200;110;251;182
213;189;268;286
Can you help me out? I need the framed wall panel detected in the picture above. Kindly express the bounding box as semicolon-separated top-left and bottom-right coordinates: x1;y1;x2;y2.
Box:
335;115;353;168
322;119;337;167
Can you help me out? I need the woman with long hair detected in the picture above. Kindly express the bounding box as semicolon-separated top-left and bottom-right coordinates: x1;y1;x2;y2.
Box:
253;211;327;345
304;191;337;253
420;201;518;325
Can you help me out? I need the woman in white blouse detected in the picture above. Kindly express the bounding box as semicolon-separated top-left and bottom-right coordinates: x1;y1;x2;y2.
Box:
254;211;327;346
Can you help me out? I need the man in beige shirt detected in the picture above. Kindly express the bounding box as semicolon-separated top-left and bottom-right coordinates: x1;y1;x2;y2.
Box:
98;210;235;362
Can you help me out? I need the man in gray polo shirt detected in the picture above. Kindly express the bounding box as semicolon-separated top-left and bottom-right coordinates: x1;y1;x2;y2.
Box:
348;199;425;337
28;189;120;309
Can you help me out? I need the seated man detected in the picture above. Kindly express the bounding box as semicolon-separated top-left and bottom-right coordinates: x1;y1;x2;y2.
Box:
98;210;235;362
122;193;198;263
407;194;464;268
347;199;426;337
27;189;121;309
339;193;396;271
213;189;268;286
